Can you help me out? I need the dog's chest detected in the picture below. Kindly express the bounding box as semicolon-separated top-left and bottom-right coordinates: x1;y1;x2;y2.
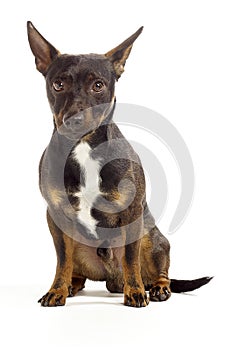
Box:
72;142;101;237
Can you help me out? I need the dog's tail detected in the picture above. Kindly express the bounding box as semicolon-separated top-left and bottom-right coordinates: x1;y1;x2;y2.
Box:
170;276;213;293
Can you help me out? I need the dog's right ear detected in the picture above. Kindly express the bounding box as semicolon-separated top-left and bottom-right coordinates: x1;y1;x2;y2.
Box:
105;27;143;80
27;21;60;75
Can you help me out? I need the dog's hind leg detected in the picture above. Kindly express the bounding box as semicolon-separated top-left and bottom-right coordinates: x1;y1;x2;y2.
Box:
69;276;86;297
140;226;172;302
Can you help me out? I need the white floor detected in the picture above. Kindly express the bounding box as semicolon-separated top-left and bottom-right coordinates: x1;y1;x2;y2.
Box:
0;277;235;350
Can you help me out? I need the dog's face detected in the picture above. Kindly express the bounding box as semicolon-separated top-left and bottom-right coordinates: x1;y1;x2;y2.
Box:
45;53;115;139
27;22;143;139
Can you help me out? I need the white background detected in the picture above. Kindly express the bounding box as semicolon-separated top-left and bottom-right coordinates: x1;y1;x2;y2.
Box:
0;0;237;349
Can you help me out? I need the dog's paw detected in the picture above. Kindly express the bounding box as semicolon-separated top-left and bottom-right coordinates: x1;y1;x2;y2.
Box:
38;286;69;307
124;287;149;307
149;283;171;302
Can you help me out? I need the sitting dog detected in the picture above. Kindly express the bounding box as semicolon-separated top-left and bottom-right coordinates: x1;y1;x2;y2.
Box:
27;21;211;307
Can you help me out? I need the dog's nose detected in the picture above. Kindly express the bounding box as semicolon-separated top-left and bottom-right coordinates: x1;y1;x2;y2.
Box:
63;113;84;130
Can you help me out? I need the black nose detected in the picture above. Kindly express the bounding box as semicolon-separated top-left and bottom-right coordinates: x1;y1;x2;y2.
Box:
63;113;84;130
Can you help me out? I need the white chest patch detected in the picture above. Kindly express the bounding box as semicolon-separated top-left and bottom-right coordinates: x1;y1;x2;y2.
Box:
72;142;101;238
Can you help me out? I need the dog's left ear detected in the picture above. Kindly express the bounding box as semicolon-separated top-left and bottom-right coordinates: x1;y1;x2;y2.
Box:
27;21;60;75
105;27;143;80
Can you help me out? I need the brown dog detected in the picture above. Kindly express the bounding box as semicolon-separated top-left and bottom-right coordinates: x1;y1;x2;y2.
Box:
27;21;211;307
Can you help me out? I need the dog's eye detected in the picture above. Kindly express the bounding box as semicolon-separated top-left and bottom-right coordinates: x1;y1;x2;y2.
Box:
92;81;104;93
53;80;64;92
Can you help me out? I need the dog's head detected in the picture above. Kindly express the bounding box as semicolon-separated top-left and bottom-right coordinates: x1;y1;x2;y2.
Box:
27;22;143;140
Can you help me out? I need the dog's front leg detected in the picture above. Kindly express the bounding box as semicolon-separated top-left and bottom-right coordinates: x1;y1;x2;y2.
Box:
38;210;74;306
122;216;149;307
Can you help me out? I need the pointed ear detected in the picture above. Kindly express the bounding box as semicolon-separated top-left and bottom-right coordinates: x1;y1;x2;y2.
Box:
27;21;60;75
105;26;143;80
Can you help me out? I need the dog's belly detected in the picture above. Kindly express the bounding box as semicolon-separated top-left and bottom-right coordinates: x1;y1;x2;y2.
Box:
73;244;124;282
72;142;102;238
73;244;107;280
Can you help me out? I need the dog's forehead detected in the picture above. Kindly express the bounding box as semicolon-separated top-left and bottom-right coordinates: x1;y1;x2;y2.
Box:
47;54;114;80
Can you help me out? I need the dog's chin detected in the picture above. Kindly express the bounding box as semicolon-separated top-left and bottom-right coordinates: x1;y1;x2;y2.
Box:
58;130;84;141
57;126;94;141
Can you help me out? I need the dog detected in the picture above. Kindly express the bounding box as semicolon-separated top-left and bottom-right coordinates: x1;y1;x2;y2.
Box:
27;21;212;307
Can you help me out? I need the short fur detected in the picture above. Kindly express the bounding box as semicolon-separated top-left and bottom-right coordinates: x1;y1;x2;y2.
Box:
27;22;212;307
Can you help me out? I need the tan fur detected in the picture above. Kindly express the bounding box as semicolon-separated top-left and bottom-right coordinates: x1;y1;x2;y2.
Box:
48;188;63;207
